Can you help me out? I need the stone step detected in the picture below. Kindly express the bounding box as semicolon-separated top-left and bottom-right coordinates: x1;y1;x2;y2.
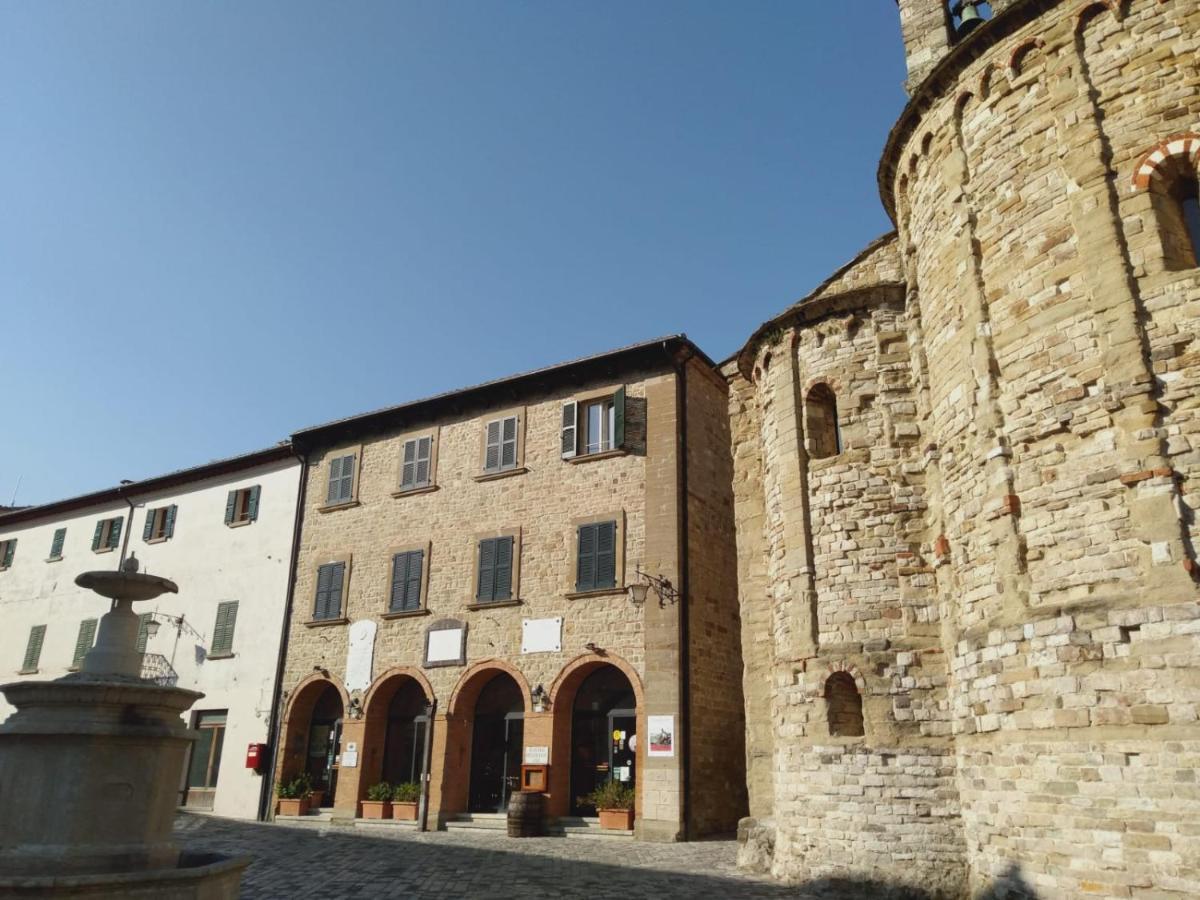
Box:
445;813;509;831
355;818;419;831
545;817;633;839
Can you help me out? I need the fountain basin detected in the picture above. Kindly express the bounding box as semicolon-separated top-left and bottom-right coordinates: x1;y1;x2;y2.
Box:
0;851;250;899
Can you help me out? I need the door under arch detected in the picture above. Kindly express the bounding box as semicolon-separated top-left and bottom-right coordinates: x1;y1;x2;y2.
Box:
468;673;524;813
305;683;343;806
571;666;636;815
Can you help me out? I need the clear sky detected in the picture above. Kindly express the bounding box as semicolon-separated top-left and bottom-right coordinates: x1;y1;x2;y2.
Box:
1;1;908;506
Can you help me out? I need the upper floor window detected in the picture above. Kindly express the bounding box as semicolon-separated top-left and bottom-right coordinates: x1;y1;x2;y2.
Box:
0;538;16;570
1138;143;1200;272
1174;176;1200;269
389;549;425;613
575;521;617;593
48;527;66;561
475;536;514;604
483;414;520;474
224;486;261;526
143;505;178;543
313;561;347;621
71;618;98;669
562;388;626;459
20;625;45;674
325;452;358;506
399;436;434;492
210;601;239;657
806;384;842;460
91;517;123;553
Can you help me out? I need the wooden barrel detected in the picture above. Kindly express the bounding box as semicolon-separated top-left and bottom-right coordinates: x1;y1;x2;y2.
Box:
506;790;545;837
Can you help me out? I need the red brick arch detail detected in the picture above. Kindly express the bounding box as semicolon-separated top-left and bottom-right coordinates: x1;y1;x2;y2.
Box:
446;658;532;718
822;661;867;696
1008;38;1046;77
802;375;846;397
1131;134;1200;190
283;673;350;723
1074;0;1118;32
547;651;646;711
978;64;997;99
361;665;435;719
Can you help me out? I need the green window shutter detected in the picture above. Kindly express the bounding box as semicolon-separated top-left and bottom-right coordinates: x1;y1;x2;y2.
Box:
326;456;343;505
315;563;345;620
2;539;15;568
576;524;597;592
415;437;432;487
406;549;423;610
91;520;104;551
595;521;617;589
165;505;178;539
211;601;238;655
314;564;333;618
484;421;502;472
143;510;157;542
22;625;46;672
50;528;66;560
224;490;237;525
500;416;518;470
561;401;578;459
328;455;354;503
400;440;417;490
73;618;98;667
390;553;409;610
107;517;123;550
327;562;345;618
247;486;261;522
493;536;513;600
476;538;496;601
135;613;153;653
613;387;626;449
390;551;423;612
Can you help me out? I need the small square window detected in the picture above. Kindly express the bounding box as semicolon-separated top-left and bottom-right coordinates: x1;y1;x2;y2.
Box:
48;528;66;561
326;453;357;505
561;388;625;459
314;562;347;621
483;416;520;473
91;517;123;553
0;538;16;570
143;505;177;542
399;437;434;491
225;486;261;526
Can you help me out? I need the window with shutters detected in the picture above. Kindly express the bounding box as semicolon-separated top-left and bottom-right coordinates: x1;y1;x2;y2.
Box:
396;432;437;494
210;601;239;657
561;387;626;460
0;538;16;571
388;549;426;613
224;486;261;527
567;513;624;596
48;528;67;561
143;505;178;543
477;410;524;478
472;533;517;605
91;517;124;554
311;561;349;622
71;618;98;669
20;625;46;674
322;448;361;508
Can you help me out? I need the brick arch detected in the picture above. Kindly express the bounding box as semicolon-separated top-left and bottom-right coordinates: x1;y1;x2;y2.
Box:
822;660;868;695
283;672;350;724
1074;0;1119;33
1131;134;1200;190
362;665;435;719
275;674;349;804
548;651;646;711
978;64;997;99
357;666;436;803
1008;37;1046;78
802;374;846;397
447;658;532;718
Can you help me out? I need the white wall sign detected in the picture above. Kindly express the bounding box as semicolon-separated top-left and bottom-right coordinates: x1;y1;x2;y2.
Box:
521;617;562;654
647;715;675;757
345;620;377;694
428;627;465;663
342;750;359;768
524;746;549;765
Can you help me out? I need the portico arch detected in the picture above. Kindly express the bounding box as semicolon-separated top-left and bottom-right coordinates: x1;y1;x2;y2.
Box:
359;667;436;808
276;674;350;810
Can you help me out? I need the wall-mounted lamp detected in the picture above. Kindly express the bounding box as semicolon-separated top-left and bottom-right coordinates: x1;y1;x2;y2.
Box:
348;696;363;720
627;565;680;608
531;684;548;713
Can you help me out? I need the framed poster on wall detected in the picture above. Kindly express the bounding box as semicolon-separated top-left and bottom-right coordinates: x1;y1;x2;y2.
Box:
647;715;675;757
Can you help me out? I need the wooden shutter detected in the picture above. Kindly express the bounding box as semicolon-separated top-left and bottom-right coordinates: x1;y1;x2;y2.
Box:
494;536;513;600
224;490;238;525
1;540;14;568
406;549;423;609
247;486;261;521
401;440;418;490
501;416;518;469
165;505;177;538
390;553;408;610
576;524;597;591
326;457;342;504
315;562;345;620
91;520;104;551
595;521;617;588
613;387;626;449
143;510;157;542
484;421;502;472
135;613;153;653
73;619;97;667
327;562;345;617
327;455;354;504
476;538;496;601
50;528;66;560
390;551;423;612
415;437;432;487
561;401;578;459
22;625;46;672
107;517;123;550
314;564;333;618
212;601;238;655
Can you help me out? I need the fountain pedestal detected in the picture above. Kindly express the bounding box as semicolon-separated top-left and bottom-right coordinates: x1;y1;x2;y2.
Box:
0;558;249;897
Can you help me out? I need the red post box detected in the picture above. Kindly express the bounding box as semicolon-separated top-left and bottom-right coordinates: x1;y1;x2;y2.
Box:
246;742;268;772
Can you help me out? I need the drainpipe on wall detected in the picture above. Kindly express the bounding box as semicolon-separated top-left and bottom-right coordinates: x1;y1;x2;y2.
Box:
118;492;137;571
257;448;309;822
417;698;438;832
670;341;693;841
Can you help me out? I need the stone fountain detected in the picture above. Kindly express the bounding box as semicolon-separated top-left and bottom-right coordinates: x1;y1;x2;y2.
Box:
0;555;249;897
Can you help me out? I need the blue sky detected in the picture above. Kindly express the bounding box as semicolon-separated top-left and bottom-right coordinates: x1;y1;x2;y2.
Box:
1;1;907;505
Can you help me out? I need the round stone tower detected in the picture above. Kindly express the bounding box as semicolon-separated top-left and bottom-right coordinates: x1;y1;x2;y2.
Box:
731;1;1200;896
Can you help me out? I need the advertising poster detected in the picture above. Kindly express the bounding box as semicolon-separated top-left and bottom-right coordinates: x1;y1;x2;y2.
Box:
647;715;675;757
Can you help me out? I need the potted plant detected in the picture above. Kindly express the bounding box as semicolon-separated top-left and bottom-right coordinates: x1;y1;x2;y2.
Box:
361;782;393;819
309;787;326;809
586;780;634;830
276;773;313;817
391;781;420;821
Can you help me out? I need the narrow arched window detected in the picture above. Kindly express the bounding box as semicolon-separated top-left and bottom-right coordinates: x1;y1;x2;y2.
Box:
825;672;864;738
1146;155;1200;272
805;383;842;459
1177;176;1200;269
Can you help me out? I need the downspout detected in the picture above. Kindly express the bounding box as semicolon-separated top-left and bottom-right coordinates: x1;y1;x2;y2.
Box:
118;492;137;571
258;448;309;822
669;342;693;841
417;698;438;831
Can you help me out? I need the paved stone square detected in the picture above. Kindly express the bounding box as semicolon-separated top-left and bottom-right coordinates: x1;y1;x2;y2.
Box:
173;814;815;899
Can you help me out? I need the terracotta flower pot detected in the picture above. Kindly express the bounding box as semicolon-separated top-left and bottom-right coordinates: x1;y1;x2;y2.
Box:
392;800;419;821
597;808;634;830
309;789;325;809
277;797;309;817
360;800;392;820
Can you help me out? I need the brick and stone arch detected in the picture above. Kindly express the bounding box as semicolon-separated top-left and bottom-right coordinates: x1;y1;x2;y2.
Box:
804;382;841;459
358;666;436;802
824;671;865;738
1132;134;1200;271
277;674;350;802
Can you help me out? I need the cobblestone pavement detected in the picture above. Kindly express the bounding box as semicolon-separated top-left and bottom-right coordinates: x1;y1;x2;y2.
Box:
173;814;811;899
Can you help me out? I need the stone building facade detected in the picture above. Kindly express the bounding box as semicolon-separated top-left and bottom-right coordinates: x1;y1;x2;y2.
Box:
271;336;746;840
730;0;1200;897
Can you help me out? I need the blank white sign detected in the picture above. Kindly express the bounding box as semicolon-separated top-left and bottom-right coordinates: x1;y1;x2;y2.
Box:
427;627;464;663
522;617;562;654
